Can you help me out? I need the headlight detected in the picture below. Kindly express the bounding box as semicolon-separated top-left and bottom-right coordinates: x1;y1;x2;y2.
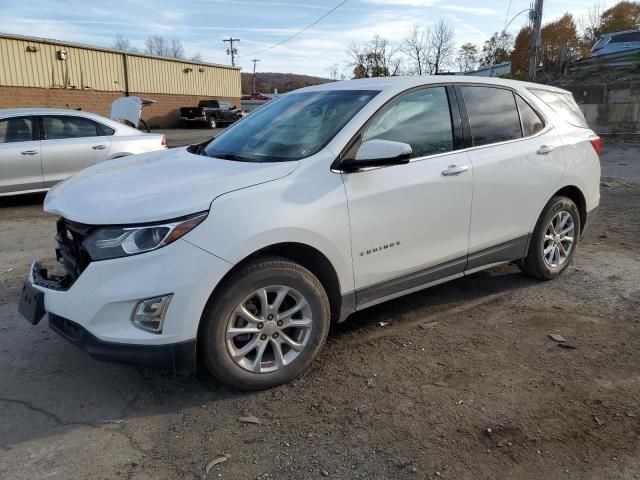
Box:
83;212;207;261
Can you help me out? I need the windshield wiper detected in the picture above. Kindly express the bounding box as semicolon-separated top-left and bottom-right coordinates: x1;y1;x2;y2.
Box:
207;152;256;162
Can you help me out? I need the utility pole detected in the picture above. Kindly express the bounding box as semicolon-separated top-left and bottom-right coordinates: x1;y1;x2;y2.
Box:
223;37;240;66
528;0;543;79
251;58;260;93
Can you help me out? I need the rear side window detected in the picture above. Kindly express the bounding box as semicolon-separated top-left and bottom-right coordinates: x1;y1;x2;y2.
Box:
611;32;640;43
361;86;453;158
97;123;115;136
516;95;545;136
43;116;102;140
460;86;522;146
0;117;34;143
530;90;588;128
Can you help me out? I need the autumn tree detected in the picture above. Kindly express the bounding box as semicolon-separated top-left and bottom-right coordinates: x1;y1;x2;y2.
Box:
510;26;532;74
540;13;581;71
599;1;640;34
456;43;478;72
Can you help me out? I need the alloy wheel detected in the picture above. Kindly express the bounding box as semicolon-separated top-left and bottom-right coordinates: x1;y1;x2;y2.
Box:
543;210;575;268
225;286;313;373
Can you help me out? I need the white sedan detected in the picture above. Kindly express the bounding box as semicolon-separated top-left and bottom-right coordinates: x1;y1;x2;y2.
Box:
0;108;167;196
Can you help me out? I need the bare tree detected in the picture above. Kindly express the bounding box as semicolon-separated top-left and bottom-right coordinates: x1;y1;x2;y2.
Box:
402;25;430;75
191;52;204;62
429;19;456;74
145;35;185;59
578;2;604;46
327;63;340;80
111;34;137;52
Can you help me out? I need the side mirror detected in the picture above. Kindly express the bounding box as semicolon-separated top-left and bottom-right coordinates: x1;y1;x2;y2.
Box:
341;139;412;171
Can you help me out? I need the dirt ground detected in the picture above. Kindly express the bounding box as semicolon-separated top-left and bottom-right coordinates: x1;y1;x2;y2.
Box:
0;142;639;480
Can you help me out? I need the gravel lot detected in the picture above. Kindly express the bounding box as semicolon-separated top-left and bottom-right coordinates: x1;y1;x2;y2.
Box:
0;141;639;480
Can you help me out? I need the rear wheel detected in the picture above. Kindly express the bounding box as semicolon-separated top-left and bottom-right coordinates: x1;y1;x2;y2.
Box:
199;256;330;390
520;196;580;280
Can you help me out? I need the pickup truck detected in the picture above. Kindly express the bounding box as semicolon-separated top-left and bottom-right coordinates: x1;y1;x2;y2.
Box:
179;100;242;129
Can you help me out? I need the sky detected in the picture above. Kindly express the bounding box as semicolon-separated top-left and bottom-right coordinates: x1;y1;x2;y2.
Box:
0;0;600;77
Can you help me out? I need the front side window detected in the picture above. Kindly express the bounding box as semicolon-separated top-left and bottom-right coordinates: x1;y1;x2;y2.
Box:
361;87;453;158
0;117;34;144
530;89;588;128
461;86;522;147
516;95;545;137
203;90;379;162
43;116;103;140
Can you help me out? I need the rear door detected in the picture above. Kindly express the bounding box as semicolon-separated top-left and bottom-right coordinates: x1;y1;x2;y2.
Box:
0;116;43;194
40;115;113;187
457;85;564;270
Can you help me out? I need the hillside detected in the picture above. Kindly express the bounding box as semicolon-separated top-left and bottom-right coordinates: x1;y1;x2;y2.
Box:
240;72;331;94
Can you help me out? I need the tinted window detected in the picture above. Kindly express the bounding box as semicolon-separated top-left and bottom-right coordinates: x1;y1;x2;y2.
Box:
461;86;522;146
611;32;640;43
516;95;545;136
361;87;453;158
0;117;34;143
43;116;101;140
97;123;115;136
203;90;378;162
530;89;588;128
199;100;219;108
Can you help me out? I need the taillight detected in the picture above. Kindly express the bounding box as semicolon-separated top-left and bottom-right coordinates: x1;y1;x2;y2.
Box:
589;136;602;155
161;135;168;148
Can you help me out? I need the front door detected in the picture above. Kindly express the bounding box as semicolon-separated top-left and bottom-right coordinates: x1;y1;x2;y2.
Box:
341;86;473;308
0;116;43;194
40;115;112;187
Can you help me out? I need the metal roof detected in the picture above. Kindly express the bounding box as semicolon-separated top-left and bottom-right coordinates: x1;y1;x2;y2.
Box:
0;32;240;71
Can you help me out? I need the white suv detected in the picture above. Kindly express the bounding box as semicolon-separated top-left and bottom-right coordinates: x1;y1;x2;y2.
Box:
20;77;601;390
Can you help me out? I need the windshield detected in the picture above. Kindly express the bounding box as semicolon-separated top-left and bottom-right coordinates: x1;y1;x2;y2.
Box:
202;89;379;162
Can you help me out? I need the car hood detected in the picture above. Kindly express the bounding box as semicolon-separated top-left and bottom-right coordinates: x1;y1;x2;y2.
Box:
44;147;298;225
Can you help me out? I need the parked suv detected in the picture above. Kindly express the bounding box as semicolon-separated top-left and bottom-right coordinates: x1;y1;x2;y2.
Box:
20;77;601;390
591;29;640;56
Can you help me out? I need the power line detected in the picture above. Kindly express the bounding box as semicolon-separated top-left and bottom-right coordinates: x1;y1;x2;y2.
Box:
502;0;514;32
238;0;350;58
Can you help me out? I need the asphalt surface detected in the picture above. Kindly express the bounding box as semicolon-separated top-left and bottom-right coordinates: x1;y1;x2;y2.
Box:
0;142;638;480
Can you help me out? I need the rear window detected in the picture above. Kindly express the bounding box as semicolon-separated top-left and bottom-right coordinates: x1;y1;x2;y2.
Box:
529;90;588;128
460;86;522;146
593;36;610;48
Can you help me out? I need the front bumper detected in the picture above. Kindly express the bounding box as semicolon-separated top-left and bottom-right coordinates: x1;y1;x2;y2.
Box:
49;313;196;374
22;238;233;371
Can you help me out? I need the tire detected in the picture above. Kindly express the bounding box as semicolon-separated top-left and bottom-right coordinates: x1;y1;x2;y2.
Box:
520;196;581;281
208;117;217;129
199;256;331;390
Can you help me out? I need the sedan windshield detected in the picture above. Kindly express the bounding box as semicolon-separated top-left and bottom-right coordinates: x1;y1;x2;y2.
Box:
202;90;379;162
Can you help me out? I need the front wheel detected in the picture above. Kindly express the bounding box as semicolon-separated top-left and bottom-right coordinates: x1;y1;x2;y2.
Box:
199;256;330;390
520;196;581;280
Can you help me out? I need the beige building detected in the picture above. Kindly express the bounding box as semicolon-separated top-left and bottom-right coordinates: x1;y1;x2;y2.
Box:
0;33;241;127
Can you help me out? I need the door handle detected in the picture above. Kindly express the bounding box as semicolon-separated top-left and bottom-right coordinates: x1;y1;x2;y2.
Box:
536;145;555;155
92;144;107;150
21;150;38;156
441;164;469;176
